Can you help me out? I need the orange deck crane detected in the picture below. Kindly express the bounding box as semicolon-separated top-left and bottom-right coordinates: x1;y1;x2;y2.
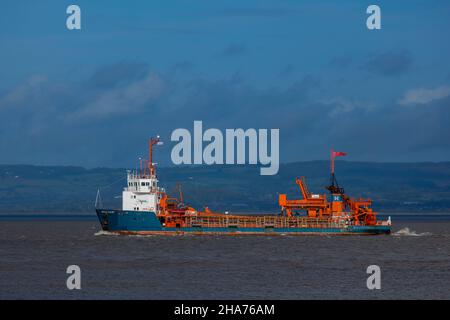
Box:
278;151;378;225
278;176;328;218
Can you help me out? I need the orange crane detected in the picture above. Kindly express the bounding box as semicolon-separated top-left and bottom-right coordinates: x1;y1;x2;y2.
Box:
279;176;328;218
278;151;378;225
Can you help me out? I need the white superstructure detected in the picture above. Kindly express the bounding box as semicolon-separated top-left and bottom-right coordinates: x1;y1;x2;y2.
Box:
121;136;164;212
122;170;165;212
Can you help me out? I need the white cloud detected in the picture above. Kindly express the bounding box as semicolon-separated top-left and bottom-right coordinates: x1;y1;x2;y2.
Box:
399;85;450;106
0;75;48;109
319;97;375;117
68;71;166;120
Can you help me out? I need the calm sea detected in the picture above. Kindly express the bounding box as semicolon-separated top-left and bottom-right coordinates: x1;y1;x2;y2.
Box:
0;214;449;299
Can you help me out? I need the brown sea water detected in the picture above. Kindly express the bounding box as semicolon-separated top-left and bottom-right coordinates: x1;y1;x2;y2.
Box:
0;216;449;299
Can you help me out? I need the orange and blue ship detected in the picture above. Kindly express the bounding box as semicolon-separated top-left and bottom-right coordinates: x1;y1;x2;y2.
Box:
95;138;391;235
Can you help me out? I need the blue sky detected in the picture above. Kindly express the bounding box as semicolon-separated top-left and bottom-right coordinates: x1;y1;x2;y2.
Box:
1;0;450;167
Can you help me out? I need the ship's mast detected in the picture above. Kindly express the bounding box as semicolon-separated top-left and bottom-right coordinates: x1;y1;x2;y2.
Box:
148;136;162;176
327;149;346;194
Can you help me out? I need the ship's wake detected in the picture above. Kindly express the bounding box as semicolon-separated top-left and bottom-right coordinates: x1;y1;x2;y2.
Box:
393;227;432;237
94;230;119;236
94;230;159;237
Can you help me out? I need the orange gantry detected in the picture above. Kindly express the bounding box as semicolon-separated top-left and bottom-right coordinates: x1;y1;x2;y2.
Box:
278;176;377;225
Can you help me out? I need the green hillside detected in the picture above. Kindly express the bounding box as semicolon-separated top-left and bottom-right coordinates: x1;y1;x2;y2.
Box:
1;161;450;214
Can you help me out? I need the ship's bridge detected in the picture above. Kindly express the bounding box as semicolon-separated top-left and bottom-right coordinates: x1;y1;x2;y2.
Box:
122;170;164;212
125;170;159;193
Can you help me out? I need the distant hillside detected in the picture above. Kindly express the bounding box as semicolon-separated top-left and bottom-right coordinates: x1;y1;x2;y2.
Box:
1;161;450;214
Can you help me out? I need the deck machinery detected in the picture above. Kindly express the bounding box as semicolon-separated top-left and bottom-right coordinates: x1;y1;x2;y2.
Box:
278;176;377;226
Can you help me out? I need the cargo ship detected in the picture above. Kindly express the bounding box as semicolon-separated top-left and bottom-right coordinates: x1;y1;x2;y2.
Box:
95;137;391;235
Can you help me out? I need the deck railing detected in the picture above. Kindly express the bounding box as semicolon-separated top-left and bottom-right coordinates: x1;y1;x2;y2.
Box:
185;215;346;229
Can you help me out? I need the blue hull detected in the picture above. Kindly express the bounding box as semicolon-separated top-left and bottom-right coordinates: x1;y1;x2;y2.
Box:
96;209;162;231
96;209;391;235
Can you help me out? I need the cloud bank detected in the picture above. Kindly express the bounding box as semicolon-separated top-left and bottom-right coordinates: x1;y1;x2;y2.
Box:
1;62;450;167
399;85;450;106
